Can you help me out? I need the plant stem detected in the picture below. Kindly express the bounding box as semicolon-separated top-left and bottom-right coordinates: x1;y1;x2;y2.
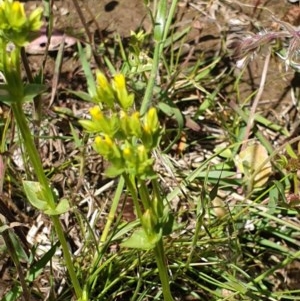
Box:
241;50;271;152
140;39;162;116
123;174;143;219
11;103;55;202
140;0;178;115
100;176;124;243
20;47;42;146
124;174;173;300
11;102;82;299
154;238;174;301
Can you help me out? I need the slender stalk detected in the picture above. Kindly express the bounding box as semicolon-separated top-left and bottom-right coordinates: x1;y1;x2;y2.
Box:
153;239;174;301
51;216;82;298
140;41;162;115
125;176;174;300
100;176;124;243
241;51;271;151
138;179;151;209
11;102;55;202
11;102;82;299
123;174;143;220
140;0;178;115
20;47;42;146
151;179;174;300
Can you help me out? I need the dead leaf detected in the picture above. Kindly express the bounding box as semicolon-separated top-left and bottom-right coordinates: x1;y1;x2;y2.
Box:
235;142;272;188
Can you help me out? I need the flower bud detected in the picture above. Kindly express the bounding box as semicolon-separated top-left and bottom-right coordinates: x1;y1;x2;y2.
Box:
113;73;134;110
119;110;131;137
129;111;142;138
89;106;102;121
144;107;159;134
0;1;42;46
142;209;157;237
113;73;126;90
95;72;115;107
94;136;111;156
122;146;132;160
137;145;147;162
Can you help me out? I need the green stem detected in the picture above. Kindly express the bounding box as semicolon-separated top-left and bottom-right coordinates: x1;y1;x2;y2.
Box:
11;102;82;299
123;174;143;220
138;179;151;209
140;0;178;115
20;47;42;146
52;216;82;298
11;102;55;207
154;238;174;301
125;175;173;300
100;176;124;243
140;40;162;115
152;179;174;300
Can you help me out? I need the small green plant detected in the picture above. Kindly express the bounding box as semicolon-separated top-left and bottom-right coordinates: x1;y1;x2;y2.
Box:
3;0;300;300
80;71;175;300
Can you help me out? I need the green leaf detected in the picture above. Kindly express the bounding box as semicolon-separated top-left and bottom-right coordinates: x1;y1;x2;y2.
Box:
44;198;70;215
121;228;156;250
70;122;83;148
27;242;59;282
23;181;69;215
2;284;22;301
23;181;48;211
268;186;278;215
157;100;184;152
154;0;167;41
77;42;96;98
0;84;14;103
9;231;29;263
0;224;10;232
105;165;124;178
78;120;100;132
23;83;47;102
64;89;92;102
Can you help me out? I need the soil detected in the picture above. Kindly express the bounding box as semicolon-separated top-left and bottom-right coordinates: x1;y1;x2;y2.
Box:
1;0;300;299
24;0;299;123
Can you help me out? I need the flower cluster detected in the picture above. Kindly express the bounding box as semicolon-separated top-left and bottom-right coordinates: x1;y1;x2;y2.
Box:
0;0;42;47
0;0;43;98
80;72;161;179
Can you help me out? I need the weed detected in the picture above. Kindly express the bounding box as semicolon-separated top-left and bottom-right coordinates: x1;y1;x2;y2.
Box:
1;1;300;301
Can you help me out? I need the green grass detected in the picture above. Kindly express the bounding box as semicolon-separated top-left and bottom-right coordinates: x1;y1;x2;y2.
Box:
0;0;300;300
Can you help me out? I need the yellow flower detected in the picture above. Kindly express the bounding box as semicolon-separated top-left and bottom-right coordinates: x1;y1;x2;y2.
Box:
95;71;115;107
94;135;114;157
113;74;126;90
97;72;110;90
132;111;140;119
145;108;158;132
0;0;43;46
123;147;132;157
94;136;102;145
104;135;113;147
89;106;102;120
12;1;26;20
129;111;142;137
